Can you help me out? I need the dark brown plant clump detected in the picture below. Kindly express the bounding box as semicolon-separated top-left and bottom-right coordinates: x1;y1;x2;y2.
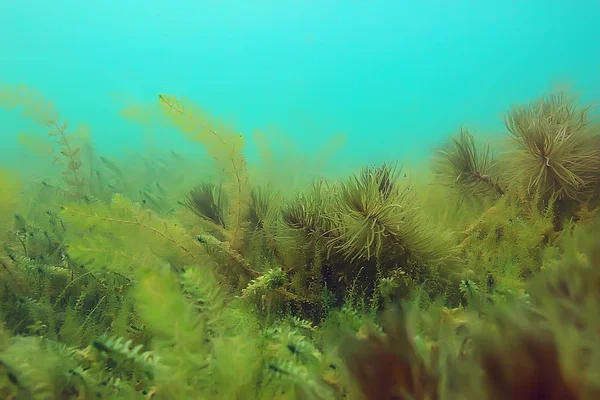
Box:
340;310;440;400
478;324;583;400
183;182;226;227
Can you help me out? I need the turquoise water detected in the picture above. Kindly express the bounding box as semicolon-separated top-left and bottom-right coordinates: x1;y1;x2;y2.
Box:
1;0;599;169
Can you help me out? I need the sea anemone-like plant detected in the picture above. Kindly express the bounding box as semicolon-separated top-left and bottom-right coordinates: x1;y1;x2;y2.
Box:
281;180;333;235
328;163;455;265
435;129;504;197
503;93;600;203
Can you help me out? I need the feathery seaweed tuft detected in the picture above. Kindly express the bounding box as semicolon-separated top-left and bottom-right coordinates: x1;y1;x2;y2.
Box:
504;92;600;203
435;129;504;197
183;182;227;228
330;163;457;266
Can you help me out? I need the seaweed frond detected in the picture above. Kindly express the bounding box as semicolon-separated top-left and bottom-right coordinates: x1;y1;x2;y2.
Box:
477;319;583;400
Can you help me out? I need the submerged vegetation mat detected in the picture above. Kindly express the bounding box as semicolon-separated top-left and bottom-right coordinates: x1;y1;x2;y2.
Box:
1;83;600;399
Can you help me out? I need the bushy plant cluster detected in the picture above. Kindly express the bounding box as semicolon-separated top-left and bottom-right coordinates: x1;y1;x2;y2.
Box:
1;83;600;399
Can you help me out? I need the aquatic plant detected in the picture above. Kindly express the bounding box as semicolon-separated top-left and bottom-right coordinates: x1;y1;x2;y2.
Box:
248;184;281;231
2;83;600;399
0;169;20;220
435;129;504;198
282;180;334;236
183;182;227;228
62;194;204;278
503;92;600;204
337;232;600;399
0;84;88;201
281;163;458;270
158;94;252;253
329;163;457;266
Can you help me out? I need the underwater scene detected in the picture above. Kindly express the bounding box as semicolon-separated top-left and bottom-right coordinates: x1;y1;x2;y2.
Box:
1;1;600;399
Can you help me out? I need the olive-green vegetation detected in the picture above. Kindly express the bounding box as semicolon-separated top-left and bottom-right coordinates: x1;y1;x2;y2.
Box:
1;82;600;399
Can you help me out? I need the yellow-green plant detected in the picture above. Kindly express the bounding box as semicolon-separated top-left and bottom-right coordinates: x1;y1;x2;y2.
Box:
250;127;348;196
0;84;88;200
4;80;600;400
62;194;205;279
0;169;20;221
158;94;252;253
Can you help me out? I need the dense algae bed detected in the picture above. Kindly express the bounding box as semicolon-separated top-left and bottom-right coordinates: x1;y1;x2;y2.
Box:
1;83;600;399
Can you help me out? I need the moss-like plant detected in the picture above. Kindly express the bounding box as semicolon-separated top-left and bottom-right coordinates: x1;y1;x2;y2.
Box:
339;307;442;400
62;194;205;279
